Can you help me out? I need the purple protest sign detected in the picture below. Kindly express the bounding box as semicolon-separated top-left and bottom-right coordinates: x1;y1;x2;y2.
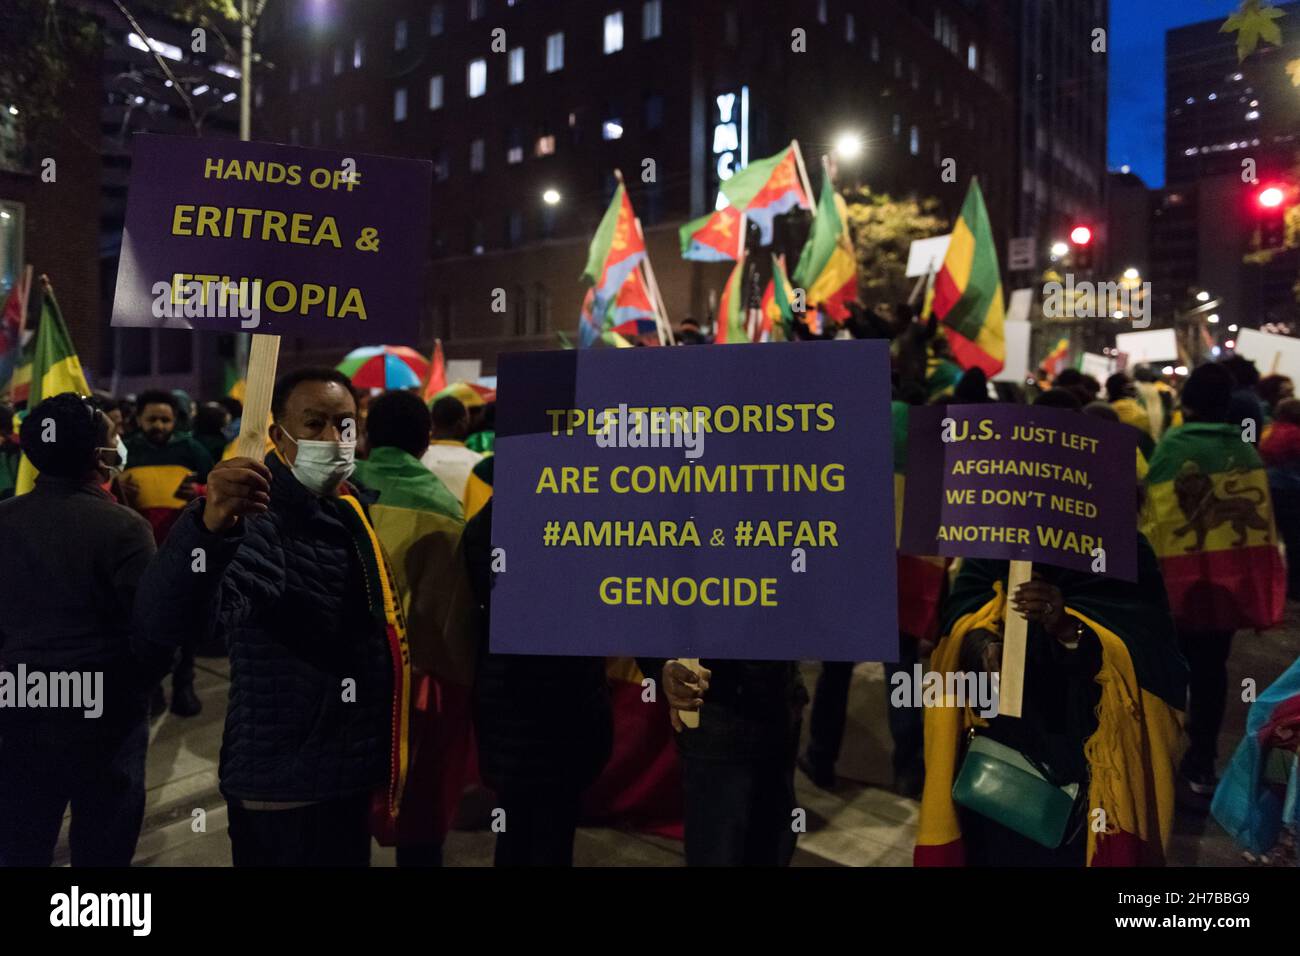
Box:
110;133;430;341
489;340;899;661
899;403;1137;580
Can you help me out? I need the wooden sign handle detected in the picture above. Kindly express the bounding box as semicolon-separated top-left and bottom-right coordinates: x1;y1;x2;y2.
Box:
233;333;281;460
998;559;1033;718
677;657;702;729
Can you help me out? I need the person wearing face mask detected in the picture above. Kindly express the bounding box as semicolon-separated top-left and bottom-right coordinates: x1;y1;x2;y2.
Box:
133;368;409;867
0;393;166;866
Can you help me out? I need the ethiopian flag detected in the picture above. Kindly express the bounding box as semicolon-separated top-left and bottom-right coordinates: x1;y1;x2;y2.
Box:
714;258;748;345
893;402;947;642
793;173;857;324
578;184;645;347
718;144;810;244
15;286;90;495
1141;422;1285;632
679;205;740;261
761;254;795;342
931;179;1005;376
1043;337;1070;377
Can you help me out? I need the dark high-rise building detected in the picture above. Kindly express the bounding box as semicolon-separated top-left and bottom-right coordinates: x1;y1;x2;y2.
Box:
1010;0;1109;271
254;0;1019;369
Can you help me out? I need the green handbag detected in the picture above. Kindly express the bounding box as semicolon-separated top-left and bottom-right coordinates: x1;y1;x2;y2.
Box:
951;734;1082;849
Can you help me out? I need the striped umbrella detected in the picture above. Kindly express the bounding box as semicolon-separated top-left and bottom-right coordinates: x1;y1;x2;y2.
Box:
429;380;496;408
336;345;429;389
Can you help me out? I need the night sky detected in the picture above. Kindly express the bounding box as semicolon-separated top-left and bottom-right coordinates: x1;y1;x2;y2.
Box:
1107;0;1246;187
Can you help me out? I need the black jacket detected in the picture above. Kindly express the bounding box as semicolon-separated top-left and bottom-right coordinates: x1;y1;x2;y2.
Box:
0;476;161;725
132;455;393;802
463;500;612;794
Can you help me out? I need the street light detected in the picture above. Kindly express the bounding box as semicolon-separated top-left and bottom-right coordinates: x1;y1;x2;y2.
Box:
542;188;561;205
833;132;864;161
1050;241;1069;257
1196;291;1211;302
1208;313;1220;324
1229;324;1239;332
1123;267;1140;280
1259;186;1285;209
1070;225;1092;245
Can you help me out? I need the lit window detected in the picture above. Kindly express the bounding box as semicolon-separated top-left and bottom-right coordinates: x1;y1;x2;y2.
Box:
535;134;556;157
430;2;445;35
354;37;365;69
910;126;919;156
470;138;485;171
508;47;524;85
1208;92;1217;101
394;18;408;51
507;146;523;164
433;149;449;181
967;43;977;71
604;12;624;54
393;88;407;121
429;74;444;109
602;118;623;140
546;32;564;72
333;47;344;75
644;91;663;130
469;0;485;21
468;58;487;98
1246;110;1260;120
845;13;855;43
643;1;662;40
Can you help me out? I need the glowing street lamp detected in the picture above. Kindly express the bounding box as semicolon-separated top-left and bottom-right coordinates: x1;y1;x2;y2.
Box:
833;131;864;161
542;188;561;205
1196;291;1211;302
1123;267;1140;280
1050;241;1069;257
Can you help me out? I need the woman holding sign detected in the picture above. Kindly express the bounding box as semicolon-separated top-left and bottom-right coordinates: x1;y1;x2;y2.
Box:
914;538;1186;866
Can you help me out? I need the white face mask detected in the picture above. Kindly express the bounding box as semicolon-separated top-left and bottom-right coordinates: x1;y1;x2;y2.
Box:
283;430;356;494
96;436;128;478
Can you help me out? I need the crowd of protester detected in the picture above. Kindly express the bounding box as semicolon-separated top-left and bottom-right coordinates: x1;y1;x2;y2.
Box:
1;310;1298;868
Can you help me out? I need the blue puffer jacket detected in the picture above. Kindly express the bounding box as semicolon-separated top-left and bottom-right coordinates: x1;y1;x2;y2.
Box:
132;454;393;803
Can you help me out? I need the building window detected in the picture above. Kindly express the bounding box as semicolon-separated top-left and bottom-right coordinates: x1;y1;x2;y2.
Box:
470;138;485;171
506;127;523;164
546;32;564;71
333;47;344;75
507;212;523;249
468;58;487;98
310;58;321;85
909;126;919;156
353;37;365;68
394;18;408;51
355;103;366;132
429;74;444;109
603;11;624;54
535;134;556;157
335;109;345;138
469;0;485;21
643;91;664;130
870;35;879;62
430;2;445;35
892;114;901;140
602;113;623;140
393;88;408;121
289;67;299;92
642;0;662;39
845;13;855;43
433;148;450;181
310;118;320;145
967;43;978;71
508;47;524;84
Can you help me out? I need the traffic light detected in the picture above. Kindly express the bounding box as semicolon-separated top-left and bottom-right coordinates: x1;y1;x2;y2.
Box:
1258;186;1286;250
1070;225;1092;270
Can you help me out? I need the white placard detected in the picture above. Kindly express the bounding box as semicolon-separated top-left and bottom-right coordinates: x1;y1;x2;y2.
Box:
1007;288;1033;325
1114;328;1179;364
905;235;952;277
1234;328;1300;381
1079;352;1115;382
446;359;482;384
994;319;1032;383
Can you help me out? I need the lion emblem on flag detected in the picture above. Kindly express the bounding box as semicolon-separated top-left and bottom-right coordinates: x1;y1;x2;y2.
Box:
1172;462;1268;552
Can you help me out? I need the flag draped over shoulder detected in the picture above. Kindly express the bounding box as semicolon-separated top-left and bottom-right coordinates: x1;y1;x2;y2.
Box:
931;179;1005;376
718;145;810;244
679;205;741;261
578;184;646;347
892;402;946;642
1141;422;1286;631
15;287;91;495
915;542;1186;866
793;173;857;324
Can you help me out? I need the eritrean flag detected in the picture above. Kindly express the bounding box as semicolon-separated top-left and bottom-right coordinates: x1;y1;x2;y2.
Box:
679;204;740;261
578;184;645;347
792;172;857;325
718;144;810;244
609;266;659;342
892;402;946;642
0;270;30;395
916;541;1186;866
713;257;748;345
1141;422;1286;632
420;340;447;404
14;286;91;495
931;179;1005;376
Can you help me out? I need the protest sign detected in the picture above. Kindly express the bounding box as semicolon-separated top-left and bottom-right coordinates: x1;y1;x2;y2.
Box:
1235;327;1300;381
1114;328;1179;365
899;403;1138;580
111;133;431;341
489;340;898;661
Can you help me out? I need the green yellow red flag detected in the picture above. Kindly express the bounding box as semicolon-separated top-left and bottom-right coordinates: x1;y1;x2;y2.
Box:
931;179;1005;376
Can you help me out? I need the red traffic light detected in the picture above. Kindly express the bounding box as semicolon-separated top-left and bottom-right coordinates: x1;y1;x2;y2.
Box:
1259;186;1285;209
1069;225;1092;245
